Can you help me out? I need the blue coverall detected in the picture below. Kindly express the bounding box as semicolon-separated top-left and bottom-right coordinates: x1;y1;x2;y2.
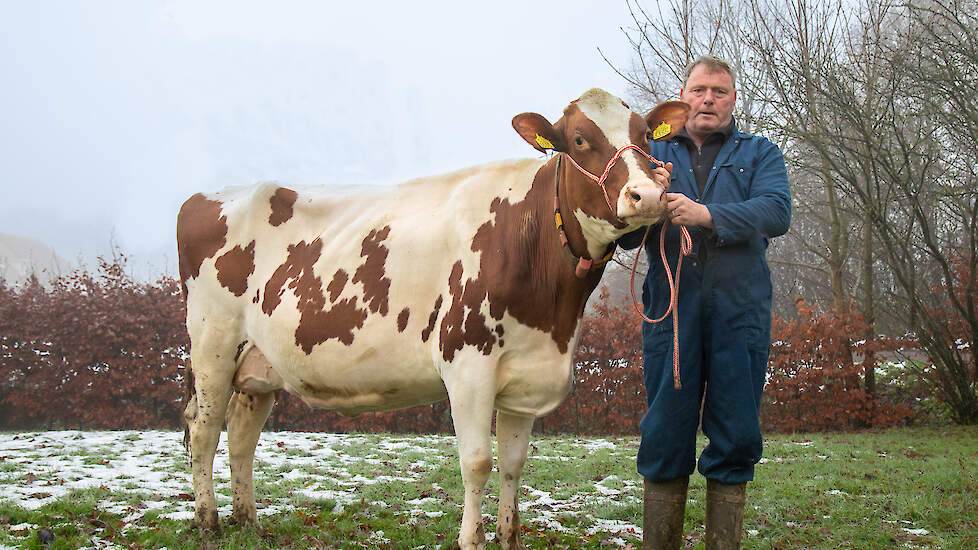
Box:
620;126;791;484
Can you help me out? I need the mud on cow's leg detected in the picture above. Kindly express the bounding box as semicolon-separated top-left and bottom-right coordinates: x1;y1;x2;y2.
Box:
495;411;534;550
446;366;496;550
187;342;237;532
226;390;275;526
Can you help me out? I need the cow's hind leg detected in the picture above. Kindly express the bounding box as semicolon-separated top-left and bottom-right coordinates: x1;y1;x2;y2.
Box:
226;390;275;526
446;367;496;550
495;411;534;550
187;330;239;531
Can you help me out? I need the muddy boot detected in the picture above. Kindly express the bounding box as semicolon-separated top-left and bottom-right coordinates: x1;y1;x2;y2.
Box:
642;476;688;550
705;479;746;549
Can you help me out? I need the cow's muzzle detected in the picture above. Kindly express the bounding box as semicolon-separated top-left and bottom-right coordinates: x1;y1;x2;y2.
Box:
617;181;668;222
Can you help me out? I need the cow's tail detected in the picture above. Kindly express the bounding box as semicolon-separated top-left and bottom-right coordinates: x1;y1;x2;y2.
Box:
181;359;197;458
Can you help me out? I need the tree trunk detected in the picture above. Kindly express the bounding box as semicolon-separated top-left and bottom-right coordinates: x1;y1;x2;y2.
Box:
862;213;876;398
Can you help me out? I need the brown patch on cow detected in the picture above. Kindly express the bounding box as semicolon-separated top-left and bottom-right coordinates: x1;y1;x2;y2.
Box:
268;187;298;227
262;238;367;353
326;269;348;302
477;165;602;352
397;308;410;332
176;193;228;295
438;158;605;360
215;240;256;297
253;289;260;304
421;295;443;342
438;261;497;361
352;226;392;315
294;295;366;352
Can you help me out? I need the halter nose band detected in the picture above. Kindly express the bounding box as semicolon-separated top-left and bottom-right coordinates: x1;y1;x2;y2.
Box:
562;144;667;216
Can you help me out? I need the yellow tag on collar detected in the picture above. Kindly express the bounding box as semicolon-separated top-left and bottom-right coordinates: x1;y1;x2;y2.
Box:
652;122;671;141
535;134;555;150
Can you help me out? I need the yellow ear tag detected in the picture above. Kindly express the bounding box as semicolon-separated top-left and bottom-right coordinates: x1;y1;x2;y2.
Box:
535;134;555;150
652;122;672;141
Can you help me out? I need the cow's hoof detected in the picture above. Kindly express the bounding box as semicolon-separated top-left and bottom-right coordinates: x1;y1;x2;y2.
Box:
451;541;486;550
192;510;221;533
228;510;259;527
496;529;526;550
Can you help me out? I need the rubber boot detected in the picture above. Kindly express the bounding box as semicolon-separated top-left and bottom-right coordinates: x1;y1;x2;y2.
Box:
705;479;746;550
642;476;688;550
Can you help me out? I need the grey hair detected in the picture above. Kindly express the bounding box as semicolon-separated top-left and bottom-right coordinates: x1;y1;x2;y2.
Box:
684;55;737;89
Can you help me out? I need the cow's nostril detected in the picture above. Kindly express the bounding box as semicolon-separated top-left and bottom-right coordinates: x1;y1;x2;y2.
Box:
630;191;642;202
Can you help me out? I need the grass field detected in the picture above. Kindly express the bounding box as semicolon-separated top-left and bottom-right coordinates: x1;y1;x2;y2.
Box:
0;426;975;549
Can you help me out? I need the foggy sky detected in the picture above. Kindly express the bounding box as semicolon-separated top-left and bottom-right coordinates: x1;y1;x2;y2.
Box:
0;1;655;279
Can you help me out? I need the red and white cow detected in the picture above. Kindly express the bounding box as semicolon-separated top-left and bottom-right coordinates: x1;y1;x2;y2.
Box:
177;88;688;549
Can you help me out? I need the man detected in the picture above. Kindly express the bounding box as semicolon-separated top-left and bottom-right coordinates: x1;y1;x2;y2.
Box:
619;56;791;549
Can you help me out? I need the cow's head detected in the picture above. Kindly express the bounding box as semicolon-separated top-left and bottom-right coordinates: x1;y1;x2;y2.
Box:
512;89;689;237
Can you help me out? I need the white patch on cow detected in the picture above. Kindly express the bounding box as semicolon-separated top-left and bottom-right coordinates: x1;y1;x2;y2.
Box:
572;208;634;260
575;89;633;150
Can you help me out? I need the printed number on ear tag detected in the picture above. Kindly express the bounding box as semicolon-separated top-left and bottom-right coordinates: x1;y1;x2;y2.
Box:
535;134;555;150
652;122;671;141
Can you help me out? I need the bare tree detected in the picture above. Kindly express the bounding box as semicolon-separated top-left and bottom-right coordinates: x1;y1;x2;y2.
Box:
752;0;978;421
611;0;978;423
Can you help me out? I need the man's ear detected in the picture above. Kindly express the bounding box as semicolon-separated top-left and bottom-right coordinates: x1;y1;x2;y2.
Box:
512;113;564;153
645;101;691;142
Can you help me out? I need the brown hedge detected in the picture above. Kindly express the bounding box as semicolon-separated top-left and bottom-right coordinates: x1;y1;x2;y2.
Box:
0;257;918;433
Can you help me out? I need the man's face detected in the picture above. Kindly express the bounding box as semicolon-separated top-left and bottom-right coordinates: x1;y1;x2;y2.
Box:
680;65;736;139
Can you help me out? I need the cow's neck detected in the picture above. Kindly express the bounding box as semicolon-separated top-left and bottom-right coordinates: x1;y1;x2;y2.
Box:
465;157;605;355
554;157;618;263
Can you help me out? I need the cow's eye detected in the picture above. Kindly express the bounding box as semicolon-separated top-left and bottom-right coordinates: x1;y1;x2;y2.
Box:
575;136;584;146
646;131;653;141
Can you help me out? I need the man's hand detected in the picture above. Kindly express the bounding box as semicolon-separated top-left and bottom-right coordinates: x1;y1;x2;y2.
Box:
665;192;713;229
651;162;673;189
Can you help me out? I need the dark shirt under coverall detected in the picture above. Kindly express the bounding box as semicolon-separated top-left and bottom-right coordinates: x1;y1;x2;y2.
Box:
618;118;791;485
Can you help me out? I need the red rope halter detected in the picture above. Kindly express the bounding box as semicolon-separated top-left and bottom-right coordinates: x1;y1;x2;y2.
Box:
562;143;665;218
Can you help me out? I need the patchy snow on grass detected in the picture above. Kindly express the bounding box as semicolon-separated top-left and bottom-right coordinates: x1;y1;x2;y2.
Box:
0;430;644;547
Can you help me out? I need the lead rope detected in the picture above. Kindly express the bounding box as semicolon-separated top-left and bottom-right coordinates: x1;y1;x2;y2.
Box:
628;221;692;390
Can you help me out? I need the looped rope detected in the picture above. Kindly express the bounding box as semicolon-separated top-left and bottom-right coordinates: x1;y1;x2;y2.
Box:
627;220;692;390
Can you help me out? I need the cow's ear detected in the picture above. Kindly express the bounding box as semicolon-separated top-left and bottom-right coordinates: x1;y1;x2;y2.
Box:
645;101;691;142
512;113;564;153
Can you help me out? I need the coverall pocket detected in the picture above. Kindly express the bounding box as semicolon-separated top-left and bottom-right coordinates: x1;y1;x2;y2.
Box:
717;163;754;202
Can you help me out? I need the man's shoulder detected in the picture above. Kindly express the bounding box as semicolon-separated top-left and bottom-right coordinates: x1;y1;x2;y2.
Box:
732;128;778;146
731;129;783;158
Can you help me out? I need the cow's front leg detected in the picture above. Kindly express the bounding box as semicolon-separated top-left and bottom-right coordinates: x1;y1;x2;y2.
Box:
495;411;534;550
226;390;275;526
446;368;495;550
